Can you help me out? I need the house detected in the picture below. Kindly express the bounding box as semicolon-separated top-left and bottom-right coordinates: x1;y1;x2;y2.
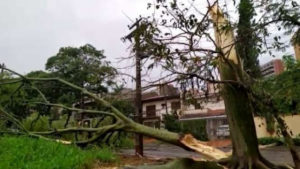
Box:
179;109;228;140
141;84;181;128
140;83;230;140
178;84;228;140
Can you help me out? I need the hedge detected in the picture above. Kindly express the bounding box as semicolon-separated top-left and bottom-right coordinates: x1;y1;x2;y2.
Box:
164;114;208;141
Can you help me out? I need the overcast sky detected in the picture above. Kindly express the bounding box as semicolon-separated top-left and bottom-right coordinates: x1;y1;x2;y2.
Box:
0;0;152;75
0;0;295;79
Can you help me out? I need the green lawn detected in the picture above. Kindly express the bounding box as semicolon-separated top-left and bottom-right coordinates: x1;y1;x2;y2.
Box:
0;136;117;169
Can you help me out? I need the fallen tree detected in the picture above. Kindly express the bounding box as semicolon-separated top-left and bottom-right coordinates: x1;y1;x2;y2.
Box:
0;65;228;161
1;1;299;168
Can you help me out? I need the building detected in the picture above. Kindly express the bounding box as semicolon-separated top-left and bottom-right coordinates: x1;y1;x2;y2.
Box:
141;85;181;128
178;86;228;140
141;83;229;140
260;59;284;77
179;108;228;140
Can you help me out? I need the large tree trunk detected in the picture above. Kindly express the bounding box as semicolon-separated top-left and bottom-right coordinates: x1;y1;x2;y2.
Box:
209;5;277;169
220;64;263;168
275;115;300;169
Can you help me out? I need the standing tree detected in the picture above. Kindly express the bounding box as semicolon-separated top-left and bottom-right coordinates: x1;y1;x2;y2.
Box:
236;0;261;78
254;55;300;168
130;0;299;168
45;44;117;105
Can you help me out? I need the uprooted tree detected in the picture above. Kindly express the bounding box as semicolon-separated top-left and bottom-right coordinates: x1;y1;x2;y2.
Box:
0;1;300;169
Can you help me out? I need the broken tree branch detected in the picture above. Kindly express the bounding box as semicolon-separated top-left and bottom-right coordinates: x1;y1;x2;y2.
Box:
0;66;229;161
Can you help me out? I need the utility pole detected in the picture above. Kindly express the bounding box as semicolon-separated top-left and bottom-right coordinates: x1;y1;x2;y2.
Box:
124;19;144;156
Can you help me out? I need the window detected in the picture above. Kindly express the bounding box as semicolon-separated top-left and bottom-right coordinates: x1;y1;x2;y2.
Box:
222;119;228;125
146;105;156;117
195;103;201;109
171;101;180;111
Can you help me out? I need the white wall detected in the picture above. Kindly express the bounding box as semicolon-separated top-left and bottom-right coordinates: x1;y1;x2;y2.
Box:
142;98;180;118
182;100;225;114
142;96;225;119
255;115;300;138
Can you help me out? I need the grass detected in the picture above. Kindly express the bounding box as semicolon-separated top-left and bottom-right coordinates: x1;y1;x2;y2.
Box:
0;135;117;169
115;136;134;149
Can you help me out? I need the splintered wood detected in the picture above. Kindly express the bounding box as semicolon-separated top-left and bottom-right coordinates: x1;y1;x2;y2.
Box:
180;134;229;160
209;5;239;65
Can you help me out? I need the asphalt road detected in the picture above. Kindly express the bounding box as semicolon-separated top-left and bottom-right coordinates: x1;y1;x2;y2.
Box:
121;142;300;166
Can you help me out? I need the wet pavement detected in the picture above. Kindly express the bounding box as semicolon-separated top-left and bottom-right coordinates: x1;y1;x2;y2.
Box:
120;142;300;166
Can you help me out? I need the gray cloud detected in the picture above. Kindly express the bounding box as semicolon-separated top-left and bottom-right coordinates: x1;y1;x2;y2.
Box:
0;0;150;74
0;0;295;78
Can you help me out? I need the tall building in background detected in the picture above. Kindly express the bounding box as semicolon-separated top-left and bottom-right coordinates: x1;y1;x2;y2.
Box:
260;59;284;77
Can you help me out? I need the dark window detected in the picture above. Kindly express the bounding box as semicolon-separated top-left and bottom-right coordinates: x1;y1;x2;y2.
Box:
195;103;201;109
222;119;228;125
171;101;180;111
146;105;156;117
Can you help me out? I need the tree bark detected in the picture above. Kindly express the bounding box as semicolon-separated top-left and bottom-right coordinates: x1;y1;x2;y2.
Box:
126;122;228;160
275;115;300;169
209;5;278;168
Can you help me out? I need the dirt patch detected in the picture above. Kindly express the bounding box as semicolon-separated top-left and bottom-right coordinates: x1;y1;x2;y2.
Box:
93;155;170;169
206;139;231;148
143;138;157;144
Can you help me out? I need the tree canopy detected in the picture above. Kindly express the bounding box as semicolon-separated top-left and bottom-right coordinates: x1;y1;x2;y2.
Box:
255;55;300;116
46;44;117;94
45;44;117;105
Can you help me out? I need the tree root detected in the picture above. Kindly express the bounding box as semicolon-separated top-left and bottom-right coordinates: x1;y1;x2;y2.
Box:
227;156;294;169
123;158;224;169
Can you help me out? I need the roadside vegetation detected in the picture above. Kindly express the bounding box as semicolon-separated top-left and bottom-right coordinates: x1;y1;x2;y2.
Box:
0;135;117;169
164;114;208;141
258;137;300;146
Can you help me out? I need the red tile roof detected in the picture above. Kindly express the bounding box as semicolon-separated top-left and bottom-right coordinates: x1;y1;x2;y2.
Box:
142;94;180;103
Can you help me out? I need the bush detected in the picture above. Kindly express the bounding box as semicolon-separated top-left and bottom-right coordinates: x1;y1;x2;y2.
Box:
0;117;7;131
0;135;117;169
21;113;132;148
164;114;181;132
293;138;300;146
115;135;134;149
164;114;208;141
258;137;282;145
22;113;50;132
22;113;78;141
258;137;300;146
180;119;208;141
